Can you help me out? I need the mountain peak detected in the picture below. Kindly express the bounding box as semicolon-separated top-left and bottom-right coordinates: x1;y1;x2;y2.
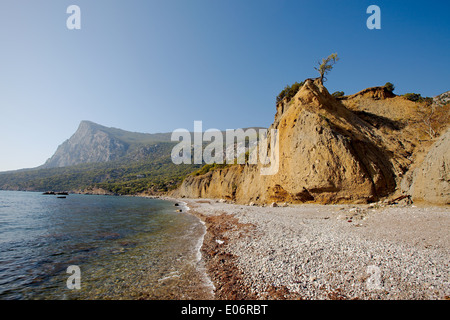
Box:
79;120;98;126
77;120;106;132
41;121;175;169
42;121;129;169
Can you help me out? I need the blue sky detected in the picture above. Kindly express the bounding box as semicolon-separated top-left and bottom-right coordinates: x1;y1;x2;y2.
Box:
0;0;449;171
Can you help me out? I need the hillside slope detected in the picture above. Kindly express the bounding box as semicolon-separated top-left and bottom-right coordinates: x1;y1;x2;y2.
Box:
0;121;195;194
0;121;264;194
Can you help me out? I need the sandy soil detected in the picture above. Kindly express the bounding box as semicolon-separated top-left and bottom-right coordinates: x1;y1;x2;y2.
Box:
176;199;450;300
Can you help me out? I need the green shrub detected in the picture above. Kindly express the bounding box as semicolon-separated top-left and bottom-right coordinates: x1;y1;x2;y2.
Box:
332;91;345;98
423;97;433;105
276;81;305;103
403;93;422;102
384;82;395;93
276;86;289;103
403;93;433;105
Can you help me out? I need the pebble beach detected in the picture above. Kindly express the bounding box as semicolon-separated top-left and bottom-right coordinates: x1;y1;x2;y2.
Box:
180;199;450;300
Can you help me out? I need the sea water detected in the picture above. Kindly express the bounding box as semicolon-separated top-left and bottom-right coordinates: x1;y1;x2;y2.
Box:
0;191;213;300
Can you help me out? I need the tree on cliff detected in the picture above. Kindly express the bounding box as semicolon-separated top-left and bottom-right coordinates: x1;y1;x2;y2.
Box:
315;53;339;83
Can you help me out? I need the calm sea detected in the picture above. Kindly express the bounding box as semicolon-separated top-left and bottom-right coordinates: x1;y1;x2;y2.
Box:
0;191;214;300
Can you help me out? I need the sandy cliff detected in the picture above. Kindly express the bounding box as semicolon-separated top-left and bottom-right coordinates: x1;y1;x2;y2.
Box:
173;79;448;205
401;128;450;205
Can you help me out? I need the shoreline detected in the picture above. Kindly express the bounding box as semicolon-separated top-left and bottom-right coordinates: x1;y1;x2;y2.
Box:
173;198;450;300
159;196;257;299
158;197;218;300
6;190;448;299
177;199;217;299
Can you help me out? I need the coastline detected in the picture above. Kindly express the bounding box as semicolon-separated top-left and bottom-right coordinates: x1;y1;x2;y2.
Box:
23;190;450;300
171;198;450;300
164;197;262;299
157;197;218;300
177;199;217;299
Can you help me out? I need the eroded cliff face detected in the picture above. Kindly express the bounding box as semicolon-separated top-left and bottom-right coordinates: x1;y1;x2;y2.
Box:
401;128;450;205
173;79;441;204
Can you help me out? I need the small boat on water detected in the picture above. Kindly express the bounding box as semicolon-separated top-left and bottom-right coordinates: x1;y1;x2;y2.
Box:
43;191;69;196
43;191;69;199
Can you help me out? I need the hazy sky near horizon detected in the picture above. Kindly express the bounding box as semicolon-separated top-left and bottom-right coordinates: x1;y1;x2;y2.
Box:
0;0;449;171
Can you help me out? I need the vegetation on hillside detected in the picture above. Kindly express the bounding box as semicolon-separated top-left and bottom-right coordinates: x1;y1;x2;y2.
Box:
332;91;345;98
276;81;305;103
0;142;201;195
384;82;395;93
191;163;230;176
403;93;433;104
0;125;268;195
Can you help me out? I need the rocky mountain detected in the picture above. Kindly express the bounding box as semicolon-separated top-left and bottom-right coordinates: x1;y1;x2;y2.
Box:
0;120;266;194
42;121;173;168
0;121;189;193
42;121;264;169
173;79;449;205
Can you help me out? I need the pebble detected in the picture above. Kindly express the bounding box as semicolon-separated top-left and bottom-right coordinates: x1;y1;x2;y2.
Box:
191;200;450;300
